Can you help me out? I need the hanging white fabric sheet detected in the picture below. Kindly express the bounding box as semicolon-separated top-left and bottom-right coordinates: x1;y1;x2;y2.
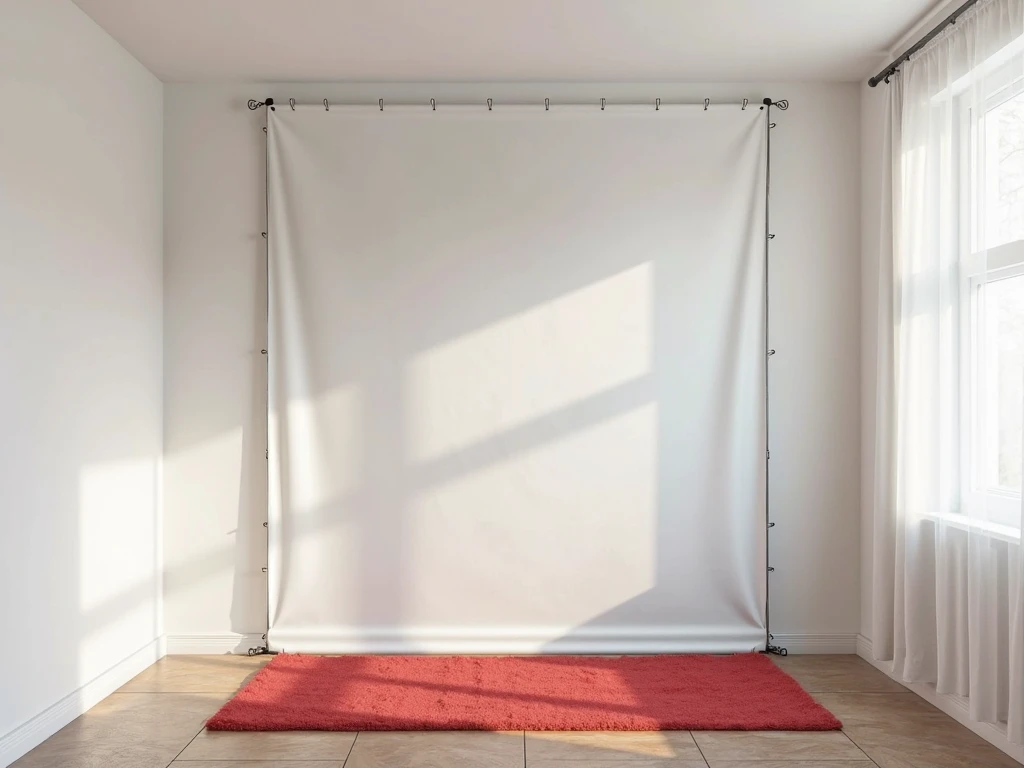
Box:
266;104;768;654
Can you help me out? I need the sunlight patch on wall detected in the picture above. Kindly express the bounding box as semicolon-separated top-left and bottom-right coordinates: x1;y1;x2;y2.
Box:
407;263;652;463
78;458;158;612
77;457;158;681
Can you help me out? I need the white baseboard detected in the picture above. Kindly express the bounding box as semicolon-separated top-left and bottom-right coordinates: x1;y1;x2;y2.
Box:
855;632;873;658
0;636;165;768
771;633;859;654
165;633;266;654
856;634;1024;765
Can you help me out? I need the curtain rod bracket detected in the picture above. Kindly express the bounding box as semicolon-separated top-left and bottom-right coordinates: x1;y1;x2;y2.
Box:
869;0;979;86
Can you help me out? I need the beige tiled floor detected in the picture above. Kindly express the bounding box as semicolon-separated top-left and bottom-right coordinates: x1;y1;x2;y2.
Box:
11;654;1022;767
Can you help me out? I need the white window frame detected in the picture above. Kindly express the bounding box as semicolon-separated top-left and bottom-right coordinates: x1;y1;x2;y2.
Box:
957;63;1024;530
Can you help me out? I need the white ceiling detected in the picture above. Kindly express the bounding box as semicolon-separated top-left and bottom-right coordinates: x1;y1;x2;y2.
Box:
73;0;938;83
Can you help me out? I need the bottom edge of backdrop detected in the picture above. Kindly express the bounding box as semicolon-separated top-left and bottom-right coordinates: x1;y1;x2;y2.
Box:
263;626;769;655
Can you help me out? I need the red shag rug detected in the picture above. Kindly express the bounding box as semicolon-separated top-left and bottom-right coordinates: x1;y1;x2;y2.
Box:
206;653;841;731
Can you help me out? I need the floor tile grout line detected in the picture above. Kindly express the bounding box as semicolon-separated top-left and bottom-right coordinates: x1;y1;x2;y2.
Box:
689;730;711;768
162;723;206;768
836;727;884;768
340;730;359;767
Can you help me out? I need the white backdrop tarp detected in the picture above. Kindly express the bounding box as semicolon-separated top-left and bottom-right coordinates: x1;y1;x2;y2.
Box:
266;104;768;653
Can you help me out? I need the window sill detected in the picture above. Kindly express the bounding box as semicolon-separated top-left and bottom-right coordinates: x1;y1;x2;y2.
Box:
920;512;1022;543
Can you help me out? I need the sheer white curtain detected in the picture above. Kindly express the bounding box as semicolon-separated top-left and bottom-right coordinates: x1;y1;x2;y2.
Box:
873;0;1024;744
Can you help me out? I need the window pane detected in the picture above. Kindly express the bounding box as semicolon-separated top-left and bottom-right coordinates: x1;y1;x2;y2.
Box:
986;272;1024;491
985;92;1024;249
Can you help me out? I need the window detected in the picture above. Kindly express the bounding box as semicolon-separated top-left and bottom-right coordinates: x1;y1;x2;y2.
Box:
960;59;1024;529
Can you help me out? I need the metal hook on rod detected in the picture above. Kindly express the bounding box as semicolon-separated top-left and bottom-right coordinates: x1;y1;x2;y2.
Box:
323;99;329;111
601;98;606;111
379;98;384;111
289;98;295;110
544;98;550;111
742;98;748;110
487;98;493;111
704;98;710;110
655;98;661;111
430;98;436;111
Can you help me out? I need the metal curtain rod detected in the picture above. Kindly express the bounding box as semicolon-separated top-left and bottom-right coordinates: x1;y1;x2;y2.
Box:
869;0;980;86
248;97;789;111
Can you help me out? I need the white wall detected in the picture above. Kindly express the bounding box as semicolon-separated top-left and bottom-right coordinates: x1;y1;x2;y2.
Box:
0;0;163;762
164;82;861;650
